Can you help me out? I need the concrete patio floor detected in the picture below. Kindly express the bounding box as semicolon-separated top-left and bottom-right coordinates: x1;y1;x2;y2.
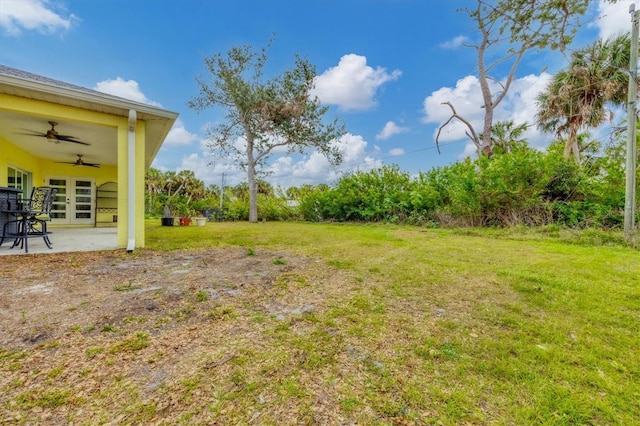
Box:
0;227;118;255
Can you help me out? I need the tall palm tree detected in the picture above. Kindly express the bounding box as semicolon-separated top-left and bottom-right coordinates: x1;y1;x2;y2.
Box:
163;171;182;198
536;33;632;164
145;167;164;214
174;170;206;207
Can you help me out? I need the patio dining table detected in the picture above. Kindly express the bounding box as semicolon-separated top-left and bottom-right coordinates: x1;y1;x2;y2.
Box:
0;187;55;253
0;186;21;236
0;204;34;253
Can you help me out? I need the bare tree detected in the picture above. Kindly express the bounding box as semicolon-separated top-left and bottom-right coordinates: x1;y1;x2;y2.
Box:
437;0;598;157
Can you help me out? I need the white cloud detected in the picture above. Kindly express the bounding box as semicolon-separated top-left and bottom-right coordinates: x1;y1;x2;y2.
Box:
462;141;479;158
156;120;383;188
422;72;553;152
94;77;162;107
336;133;381;166
499;73;553;149
311;54;401;111
594;0;635;39
0;0;78;36
389;148;405;156
177;153;244;187
163;119;199;147
266;133;382;187
152;149;243;188
376;121;409;140
439;35;470;49
173;132;381;188
287;151;341;182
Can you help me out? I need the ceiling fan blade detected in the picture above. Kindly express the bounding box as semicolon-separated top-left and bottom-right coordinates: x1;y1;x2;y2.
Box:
55;161;100;167
56;154;101;168
16;130;48;137
55;135;91;145
18;122;91;145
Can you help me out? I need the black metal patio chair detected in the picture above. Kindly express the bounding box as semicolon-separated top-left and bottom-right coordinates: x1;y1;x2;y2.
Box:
0;187;57;253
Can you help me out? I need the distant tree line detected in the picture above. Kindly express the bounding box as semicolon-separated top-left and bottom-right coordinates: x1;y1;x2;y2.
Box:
146;122;636;229
144;168;297;221
294;132;634;228
146;20;637;230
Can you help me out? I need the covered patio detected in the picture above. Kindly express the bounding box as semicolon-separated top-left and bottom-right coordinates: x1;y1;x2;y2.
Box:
0;64;178;252
0;227;117;255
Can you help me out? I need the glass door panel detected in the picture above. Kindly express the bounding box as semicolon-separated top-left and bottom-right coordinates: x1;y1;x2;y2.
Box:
46;177;95;225
48;178;68;220
73;180;94;221
7;166;32;199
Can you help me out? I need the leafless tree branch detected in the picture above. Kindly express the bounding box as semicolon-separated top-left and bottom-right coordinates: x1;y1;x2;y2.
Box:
435;101;481;154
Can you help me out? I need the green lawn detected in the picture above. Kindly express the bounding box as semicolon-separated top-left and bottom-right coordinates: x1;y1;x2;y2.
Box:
2;221;638;425
145;221;640;424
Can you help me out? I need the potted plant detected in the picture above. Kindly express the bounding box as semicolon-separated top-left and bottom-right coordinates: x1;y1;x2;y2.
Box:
178;202;192;226
193;202;214;226
161;204;175;226
194;216;207;227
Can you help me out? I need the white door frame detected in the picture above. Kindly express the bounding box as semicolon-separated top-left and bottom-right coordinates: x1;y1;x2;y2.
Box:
46;176;95;225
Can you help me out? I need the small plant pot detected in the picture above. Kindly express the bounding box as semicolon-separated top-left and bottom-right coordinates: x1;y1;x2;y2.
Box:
195;217;207;227
161;217;174;226
179;217;191;226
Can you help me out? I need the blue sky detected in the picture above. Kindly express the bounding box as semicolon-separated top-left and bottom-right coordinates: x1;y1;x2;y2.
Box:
0;0;632;188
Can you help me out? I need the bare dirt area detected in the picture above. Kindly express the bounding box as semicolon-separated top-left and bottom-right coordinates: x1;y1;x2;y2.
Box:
0;248;361;425
0;248;314;349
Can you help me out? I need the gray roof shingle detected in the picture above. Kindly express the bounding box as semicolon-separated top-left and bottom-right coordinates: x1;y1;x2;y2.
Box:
0;63;145;105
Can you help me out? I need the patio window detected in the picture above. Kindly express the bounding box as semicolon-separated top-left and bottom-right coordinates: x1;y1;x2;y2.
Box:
7;166;32;199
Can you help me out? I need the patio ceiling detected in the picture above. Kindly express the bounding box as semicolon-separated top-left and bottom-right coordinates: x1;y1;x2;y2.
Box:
0;110;118;166
0;64;178;169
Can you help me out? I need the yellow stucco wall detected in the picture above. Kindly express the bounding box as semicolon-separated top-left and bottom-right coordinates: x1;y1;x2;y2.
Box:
0;137;42;187
0;136;117;189
1;94;148;248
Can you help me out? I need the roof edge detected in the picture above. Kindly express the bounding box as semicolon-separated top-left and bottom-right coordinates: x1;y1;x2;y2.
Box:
0;68;179;120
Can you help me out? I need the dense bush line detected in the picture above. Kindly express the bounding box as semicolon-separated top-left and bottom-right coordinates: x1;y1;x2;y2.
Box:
294;144;634;229
146;141;636;229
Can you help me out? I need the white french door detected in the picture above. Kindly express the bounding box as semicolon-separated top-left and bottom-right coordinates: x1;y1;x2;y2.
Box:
46;176;95;225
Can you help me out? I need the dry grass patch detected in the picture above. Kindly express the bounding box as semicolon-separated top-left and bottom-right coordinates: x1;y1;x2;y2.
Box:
1;222;638;424
0;247;365;424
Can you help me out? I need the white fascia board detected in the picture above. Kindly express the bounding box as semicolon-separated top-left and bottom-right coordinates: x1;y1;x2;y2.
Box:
0;73;178;120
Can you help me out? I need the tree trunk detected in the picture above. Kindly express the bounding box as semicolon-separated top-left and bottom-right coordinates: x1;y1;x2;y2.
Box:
564;126;580;164
571;140;581;165
477;24;494;157
246;133;258;222
481;106;494;157
479;59;494;157
563;138;573;159
248;164;258;222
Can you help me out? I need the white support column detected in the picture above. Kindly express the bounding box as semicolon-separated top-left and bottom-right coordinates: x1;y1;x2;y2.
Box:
127;109;137;252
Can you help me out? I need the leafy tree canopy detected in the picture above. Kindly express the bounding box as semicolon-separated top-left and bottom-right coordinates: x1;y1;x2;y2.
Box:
188;39;346;222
